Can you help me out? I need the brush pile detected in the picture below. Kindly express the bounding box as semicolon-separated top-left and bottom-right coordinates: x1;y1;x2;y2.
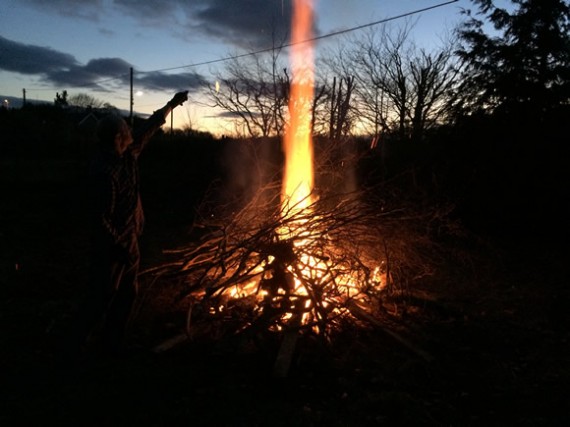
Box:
143;181;457;344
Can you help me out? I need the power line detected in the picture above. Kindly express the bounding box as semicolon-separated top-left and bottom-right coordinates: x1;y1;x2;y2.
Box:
313;0;459;41
24;0;458;92
140;0;459;74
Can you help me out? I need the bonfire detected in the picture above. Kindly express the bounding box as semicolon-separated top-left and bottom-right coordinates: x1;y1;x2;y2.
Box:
142;0;451;374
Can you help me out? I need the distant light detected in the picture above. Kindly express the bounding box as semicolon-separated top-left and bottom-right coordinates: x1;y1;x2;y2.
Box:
135;91;144;97
215;81;220;93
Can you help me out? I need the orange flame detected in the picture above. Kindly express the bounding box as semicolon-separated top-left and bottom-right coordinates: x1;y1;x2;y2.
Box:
208;0;382;333
282;0;315;215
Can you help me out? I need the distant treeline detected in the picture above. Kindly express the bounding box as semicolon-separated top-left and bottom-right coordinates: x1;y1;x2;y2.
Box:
1;101;568;242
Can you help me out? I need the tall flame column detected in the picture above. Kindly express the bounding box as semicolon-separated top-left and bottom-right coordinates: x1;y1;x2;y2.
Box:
282;0;315;216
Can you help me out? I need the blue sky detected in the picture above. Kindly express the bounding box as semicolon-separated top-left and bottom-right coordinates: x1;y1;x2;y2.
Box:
0;0;483;134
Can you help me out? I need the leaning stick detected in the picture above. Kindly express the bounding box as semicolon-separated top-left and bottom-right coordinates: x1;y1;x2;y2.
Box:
346;300;433;363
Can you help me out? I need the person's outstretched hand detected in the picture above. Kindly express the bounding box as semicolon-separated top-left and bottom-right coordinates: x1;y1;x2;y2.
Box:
170;91;188;107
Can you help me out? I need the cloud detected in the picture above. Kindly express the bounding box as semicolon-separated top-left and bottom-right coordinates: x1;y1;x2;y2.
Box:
45;58;132;89
0;36;208;93
113;0;187;23
112;0;296;48
84;58;133;76
19;0;104;20
113;0;298;49
18;0;314;50
212;111;260;119
189;0;294;49
0;35;79;75
137;71;208;91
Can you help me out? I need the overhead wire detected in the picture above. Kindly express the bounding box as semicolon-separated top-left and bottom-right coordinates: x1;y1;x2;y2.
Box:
23;0;458;92
142;0;458;74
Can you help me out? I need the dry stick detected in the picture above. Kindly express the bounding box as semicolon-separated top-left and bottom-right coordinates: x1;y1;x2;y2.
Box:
146;183;443;348
273;311;303;378
153;332;188;353
346;299;433;363
383;239;392;294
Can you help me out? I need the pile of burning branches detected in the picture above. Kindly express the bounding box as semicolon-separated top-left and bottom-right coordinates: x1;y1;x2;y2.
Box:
144;182;453;346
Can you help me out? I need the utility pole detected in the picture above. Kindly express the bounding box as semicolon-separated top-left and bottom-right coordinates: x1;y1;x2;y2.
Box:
129;67;134;127
22;88;26;106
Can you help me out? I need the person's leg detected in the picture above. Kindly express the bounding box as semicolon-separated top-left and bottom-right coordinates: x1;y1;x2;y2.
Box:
103;235;140;353
75;238;116;353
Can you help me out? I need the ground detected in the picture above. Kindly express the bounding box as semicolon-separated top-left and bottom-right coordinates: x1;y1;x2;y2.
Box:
1;164;569;426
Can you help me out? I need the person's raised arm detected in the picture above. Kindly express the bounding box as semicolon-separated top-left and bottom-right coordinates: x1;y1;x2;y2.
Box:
131;91;189;156
165;91;189;115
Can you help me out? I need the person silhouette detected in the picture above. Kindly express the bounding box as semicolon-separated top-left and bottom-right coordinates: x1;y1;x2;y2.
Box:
80;91;188;356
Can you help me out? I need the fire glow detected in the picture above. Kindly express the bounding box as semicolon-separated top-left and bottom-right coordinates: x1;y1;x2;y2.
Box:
155;0;390;341
281;0;315;215
276;0;318;325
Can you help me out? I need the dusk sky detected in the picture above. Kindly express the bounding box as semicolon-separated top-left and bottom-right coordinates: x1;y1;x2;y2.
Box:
0;0;497;134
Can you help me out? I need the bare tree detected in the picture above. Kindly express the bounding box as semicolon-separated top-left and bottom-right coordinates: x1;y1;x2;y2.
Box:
68;93;107;109
324;23;461;142
407;45;462;142
327;75;356;141
209;48;289;138
323;27;408;138
209;41;330;139
54;90;68;107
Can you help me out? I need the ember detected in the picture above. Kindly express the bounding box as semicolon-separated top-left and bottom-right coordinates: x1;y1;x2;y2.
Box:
149;187;397;338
